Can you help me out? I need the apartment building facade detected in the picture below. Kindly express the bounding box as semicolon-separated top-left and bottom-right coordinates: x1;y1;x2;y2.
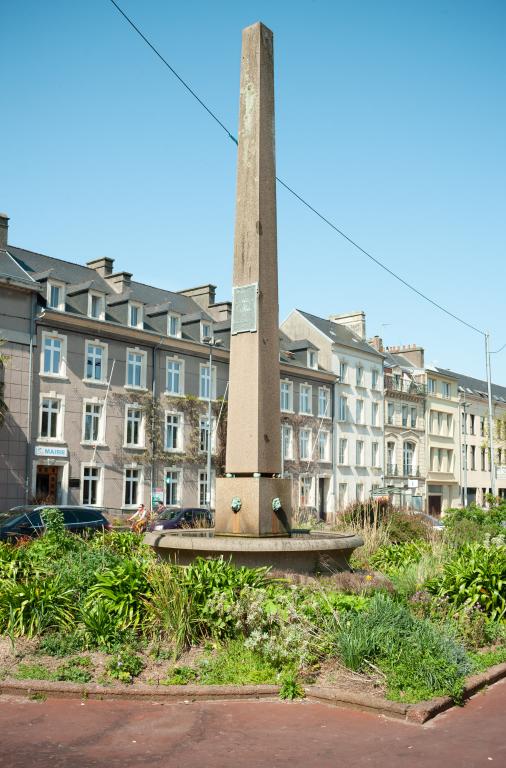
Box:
424;367;460;514
0;213;335;515
281;309;384;510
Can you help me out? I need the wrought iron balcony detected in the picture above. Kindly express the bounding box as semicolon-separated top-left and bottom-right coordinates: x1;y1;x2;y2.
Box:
384;376;426;396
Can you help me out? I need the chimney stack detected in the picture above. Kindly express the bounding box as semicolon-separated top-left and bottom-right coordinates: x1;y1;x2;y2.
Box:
330;311;366;340
0;213;9;249
87;257;114;277
106;271;132;294
386;344;425;368
178;284;217;311
368;335;384;352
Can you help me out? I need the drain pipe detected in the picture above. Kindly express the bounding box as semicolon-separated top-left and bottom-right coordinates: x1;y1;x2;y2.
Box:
24;294;37;503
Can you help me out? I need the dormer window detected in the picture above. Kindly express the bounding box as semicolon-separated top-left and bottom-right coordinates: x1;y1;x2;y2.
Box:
47;281;65;311
201;322;212;342
128;302;143;329
308;350;317;369
88;292;105;320
168;313;181;338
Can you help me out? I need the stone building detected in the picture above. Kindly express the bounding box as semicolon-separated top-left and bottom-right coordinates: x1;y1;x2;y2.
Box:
369;341;427;511
281;309;384;510
0;213;335;515
436;368;506;504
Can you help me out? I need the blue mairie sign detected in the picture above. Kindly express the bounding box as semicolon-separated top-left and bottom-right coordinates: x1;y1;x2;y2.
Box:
34;445;68;458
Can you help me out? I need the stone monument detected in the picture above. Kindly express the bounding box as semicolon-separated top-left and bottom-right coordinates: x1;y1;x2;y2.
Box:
145;22;363;572
214;21;291;537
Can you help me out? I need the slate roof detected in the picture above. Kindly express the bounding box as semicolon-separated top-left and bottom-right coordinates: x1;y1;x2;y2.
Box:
6;245;210;319
437;368;506;404
297;309;383;358
0;249;39;287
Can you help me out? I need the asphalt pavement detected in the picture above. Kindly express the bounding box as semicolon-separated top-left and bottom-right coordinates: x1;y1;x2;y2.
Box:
0;679;505;768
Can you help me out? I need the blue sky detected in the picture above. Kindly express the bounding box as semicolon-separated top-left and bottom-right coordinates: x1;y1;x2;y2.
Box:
2;1;505;383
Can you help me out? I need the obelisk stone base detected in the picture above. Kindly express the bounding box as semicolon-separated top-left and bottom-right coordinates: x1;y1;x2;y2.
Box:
215;477;291;537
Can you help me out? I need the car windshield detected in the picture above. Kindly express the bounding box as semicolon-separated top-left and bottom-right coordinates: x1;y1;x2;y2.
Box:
0;509;33;521
157;509;181;521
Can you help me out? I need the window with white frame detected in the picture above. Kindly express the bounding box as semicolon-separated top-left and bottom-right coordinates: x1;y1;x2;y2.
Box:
338;438;347;464
371;402;379;427
47;281;65;311
318;387;330;417
82;465;102;505
168;313;181;338
39;396;63;440
299;384;312;414
124;467;141;507
372;369;379;389
199;416;215;453
337;395;348;422
308;350;317;369
165;469;181;506
125;406;143;447
128;302;143;329
356;440;364;466
427;377;436;394
338;483;347;508
300;476;312;507
356;366;364;386
339;361;347;383
371;441;379;468
402;405;408;427
442;381;451;399
199;364;216;400
201;322;212;342
165;412;183;452
166;357;183;395
299;428;311;461
126;349;146;389
355;483;364;502
387;441;396;474
387;402;394;425
281;424;293;460
41;332;66;377
85;341;107;382
199;470;210;507
356;399;364;424
318;430;329;461
280;381;293;412
403;441;415;475
88;292;105;320
410;407;417;428
82;401;105;444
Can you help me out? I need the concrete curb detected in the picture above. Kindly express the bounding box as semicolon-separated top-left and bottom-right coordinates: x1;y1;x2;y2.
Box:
1;663;505;723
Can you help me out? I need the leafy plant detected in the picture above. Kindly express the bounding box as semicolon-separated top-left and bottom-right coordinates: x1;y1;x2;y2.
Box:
55;657;92;683
146;563;201;654
0;575;75;637
198;640;279;685
279;670;305;700
163;665;198;685
106;650;144;683
84;558;151;631
370;540;431;575
38;630;87;657
15;663;54;681
427;543;506;620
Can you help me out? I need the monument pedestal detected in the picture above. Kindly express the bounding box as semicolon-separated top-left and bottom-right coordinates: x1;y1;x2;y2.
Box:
215;477;291;537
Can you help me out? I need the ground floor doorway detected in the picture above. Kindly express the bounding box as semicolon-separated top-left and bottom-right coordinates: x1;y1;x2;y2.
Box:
35;465;62;505
428;494;442;517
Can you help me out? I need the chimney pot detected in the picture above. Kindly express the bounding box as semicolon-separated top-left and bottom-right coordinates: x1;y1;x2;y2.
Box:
87;257;114;277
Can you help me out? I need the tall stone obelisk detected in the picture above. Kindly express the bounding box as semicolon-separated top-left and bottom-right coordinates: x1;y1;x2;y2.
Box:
215;22;291;537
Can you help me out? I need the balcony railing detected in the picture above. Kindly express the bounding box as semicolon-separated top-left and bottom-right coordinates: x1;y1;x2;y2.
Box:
386;463;420;477
384;376;426;396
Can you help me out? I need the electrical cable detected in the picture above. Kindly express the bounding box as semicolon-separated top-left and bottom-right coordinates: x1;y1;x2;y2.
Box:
107;0;494;341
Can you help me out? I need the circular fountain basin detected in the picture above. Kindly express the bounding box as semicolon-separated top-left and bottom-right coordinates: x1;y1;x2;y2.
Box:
144;530;363;574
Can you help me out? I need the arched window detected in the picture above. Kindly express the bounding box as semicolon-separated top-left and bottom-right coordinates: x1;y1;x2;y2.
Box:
403;441;415;476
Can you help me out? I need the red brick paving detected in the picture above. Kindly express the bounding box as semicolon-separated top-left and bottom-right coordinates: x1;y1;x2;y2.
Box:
0;679;505;768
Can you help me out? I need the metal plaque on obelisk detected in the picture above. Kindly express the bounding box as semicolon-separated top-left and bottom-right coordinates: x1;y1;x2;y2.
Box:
215;22;292;537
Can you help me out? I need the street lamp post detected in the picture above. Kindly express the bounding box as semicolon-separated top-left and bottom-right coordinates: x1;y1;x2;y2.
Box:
203;337;222;513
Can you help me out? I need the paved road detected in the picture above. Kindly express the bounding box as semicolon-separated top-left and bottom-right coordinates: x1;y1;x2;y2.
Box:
1;680;505;768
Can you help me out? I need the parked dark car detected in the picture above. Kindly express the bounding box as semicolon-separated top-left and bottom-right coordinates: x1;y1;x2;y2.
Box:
0;505;111;541
148;507;212;532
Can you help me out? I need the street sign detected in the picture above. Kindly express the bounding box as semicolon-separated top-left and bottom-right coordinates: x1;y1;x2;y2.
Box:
34;446;68;458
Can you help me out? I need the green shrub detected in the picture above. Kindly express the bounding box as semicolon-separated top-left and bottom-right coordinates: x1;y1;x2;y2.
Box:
15;663;54;681
198;639;279;685
427;543;506;620
90;530;149;558
370;540;431;575
106;650;144;683
84;558;151;631
79;602;126;650
279;670;305;700
163;665;198;685
146;563;201;654
38;630;87;657
54;657;92;683
336;593;470;703
469;646;506;673
0;575;75;637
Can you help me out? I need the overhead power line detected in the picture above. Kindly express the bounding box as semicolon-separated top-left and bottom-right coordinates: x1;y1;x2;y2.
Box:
107;0;489;339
